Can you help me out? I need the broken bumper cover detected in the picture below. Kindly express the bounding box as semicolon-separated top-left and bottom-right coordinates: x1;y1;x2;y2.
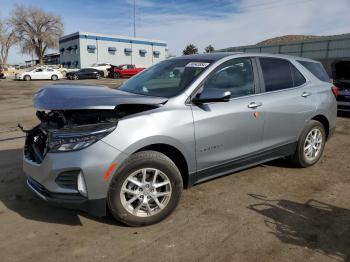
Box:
26;176;106;216
23;138;128;217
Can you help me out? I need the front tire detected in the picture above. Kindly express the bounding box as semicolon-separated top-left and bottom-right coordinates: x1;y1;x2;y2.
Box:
108;151;183;226
113;72;120;79
24;75;31;81
291;120;326;167
73;74;78;80
51;74;58;81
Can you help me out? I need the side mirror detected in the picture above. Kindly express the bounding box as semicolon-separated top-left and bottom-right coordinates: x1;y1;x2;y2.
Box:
192;89;231;104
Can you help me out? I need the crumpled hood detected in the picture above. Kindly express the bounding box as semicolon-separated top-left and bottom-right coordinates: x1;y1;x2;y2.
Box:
33;84;168;110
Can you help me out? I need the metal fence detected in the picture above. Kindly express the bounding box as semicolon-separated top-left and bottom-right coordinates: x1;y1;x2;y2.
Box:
220;34;350;60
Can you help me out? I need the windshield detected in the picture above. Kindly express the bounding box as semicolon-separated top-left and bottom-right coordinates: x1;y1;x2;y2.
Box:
119;59;212;98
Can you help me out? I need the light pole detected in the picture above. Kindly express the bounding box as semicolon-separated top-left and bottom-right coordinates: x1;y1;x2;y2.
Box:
133;0;136;37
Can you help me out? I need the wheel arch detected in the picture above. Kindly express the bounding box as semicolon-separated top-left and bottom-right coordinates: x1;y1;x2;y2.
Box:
24;74;31;80
311;114;330;139
135;143;190;188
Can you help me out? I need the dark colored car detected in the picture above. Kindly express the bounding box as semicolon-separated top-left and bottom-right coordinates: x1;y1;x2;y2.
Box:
334;79;350;111
66;68;104;80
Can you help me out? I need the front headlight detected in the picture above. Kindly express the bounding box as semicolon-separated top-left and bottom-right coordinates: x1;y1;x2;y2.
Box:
48;124;116;152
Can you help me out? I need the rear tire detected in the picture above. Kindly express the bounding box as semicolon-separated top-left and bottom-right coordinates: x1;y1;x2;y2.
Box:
51;74;58;81
24;75;31;81
291;120;326;167
108;151;183;226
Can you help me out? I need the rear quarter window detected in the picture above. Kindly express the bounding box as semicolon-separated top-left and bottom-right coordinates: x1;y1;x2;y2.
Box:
298;60;330;82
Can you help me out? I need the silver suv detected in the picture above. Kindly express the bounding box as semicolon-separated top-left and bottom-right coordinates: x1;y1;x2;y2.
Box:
23;53;337;226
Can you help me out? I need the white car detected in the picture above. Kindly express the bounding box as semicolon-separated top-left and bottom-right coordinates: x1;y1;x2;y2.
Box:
16;68;63;81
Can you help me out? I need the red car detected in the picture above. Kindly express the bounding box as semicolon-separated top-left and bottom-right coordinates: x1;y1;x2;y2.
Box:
109;64;145;78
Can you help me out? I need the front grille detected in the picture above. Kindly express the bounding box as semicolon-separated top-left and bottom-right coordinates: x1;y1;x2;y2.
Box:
55;170;79;190
24;127;48;164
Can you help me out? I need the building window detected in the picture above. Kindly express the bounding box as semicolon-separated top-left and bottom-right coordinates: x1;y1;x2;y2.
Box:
124;48;132;56
139;49;147;57
87;45;96;53
108;47;116;55
73;45;78;54
153;50;160;57
67;46;73;54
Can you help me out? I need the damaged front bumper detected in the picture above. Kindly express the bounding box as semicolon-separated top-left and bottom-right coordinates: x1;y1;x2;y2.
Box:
23;137;128;217
26;176;106;216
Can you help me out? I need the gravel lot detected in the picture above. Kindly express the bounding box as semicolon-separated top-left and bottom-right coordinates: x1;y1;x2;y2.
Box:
0;78;349;262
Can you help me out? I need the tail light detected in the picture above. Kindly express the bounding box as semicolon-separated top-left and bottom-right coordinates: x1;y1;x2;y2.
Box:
331;86;339;98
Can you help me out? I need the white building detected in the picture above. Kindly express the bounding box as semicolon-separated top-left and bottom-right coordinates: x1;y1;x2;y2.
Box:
59;32;167;69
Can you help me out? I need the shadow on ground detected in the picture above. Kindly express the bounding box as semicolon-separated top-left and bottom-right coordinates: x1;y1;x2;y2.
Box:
0;148;119;226
248;194;350;261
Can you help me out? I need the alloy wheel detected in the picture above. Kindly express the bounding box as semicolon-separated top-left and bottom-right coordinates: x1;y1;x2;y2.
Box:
120;168;172;217
303;128;323;161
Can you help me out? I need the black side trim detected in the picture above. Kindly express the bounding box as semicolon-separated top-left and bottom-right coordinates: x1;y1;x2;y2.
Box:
191;142;297;186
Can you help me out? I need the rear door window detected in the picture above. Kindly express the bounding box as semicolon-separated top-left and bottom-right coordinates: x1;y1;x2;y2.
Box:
297;60;330;82
260;58;293;92
260;58;306;91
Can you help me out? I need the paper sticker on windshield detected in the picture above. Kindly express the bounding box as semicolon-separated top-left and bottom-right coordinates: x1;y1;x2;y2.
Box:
185;62;210;68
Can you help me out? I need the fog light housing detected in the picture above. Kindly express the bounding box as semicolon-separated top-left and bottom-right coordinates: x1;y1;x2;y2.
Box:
77;172;88;197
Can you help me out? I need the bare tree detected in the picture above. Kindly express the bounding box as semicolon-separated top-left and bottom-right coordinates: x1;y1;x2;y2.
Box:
10;6;63;64
0;19;16;65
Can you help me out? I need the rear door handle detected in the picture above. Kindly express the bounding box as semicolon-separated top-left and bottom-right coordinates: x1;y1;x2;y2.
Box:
301;92;312;98
247;102;263;109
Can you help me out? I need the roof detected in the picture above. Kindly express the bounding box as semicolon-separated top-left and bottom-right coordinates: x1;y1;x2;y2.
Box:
172;52;317;63
172;52;241;62
60;32;166;45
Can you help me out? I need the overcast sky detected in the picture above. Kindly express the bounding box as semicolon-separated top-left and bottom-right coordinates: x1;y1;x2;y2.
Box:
2;0;350;64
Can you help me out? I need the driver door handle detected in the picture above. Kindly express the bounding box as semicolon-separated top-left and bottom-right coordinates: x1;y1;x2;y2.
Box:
247;102;263;109
301;92;312;98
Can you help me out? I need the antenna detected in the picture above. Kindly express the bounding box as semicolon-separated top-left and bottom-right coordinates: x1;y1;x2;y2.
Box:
133;0;136;37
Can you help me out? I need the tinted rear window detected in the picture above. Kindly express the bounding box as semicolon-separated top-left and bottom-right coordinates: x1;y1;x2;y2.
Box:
298;61;330;82
260;58;293;92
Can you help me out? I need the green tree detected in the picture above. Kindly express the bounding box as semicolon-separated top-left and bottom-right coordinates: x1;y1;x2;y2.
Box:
182;44;198;55
204;44;215;53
